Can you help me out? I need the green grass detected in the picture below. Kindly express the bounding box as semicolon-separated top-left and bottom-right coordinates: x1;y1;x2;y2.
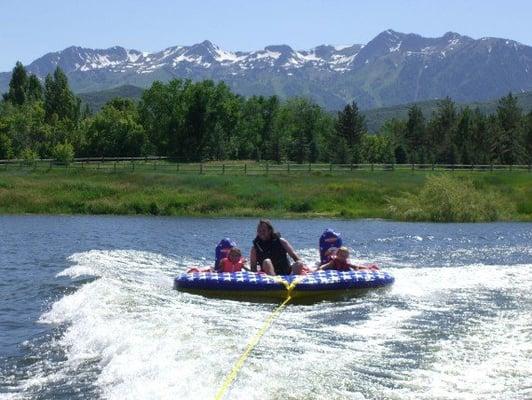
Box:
0;168;530;221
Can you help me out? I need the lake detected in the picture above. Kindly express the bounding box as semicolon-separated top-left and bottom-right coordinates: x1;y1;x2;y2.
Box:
0;216;531;399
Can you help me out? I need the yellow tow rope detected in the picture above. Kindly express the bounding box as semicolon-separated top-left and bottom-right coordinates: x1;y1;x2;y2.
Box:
213;276;304;400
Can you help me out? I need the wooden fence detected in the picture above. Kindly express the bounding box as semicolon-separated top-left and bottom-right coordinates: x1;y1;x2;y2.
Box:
0;156;530;175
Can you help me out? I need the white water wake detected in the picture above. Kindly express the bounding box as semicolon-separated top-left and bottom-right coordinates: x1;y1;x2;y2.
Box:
14;249;532;399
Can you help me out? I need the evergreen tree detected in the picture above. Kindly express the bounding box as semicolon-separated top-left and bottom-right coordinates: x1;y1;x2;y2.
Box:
3;62;28;105
44;67;80;123
429;98;458;163
404;105;426;162
456;107;473;164
335;101;366;162
525;111;532;164
81;103;92;119
27;74;43;102
331;136;351;164
255;96;280;161
493;93;525;164
394;144;407;164
469;108;491;164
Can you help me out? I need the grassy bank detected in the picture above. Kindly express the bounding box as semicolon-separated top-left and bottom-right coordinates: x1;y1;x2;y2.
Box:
0;168;530;221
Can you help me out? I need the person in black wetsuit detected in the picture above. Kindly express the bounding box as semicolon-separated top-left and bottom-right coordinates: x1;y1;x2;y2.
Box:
249;219;305;275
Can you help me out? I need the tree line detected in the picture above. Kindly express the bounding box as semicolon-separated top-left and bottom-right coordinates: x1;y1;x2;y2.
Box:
1;62;531;164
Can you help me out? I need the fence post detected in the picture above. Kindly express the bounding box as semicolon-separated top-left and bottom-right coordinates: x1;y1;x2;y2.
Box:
391;163;395;171
432;163;435;171
509;164;513;171
371;163;374;172
411;163;414;172
266;162;269;176
350;162;353;171
490;163;493;172
287;162;290;173
176;163;179;173
113;162;117;172
330;163;333;173
308;162;311;172
199;163;203;175
222;164;225;175
244;163;247;175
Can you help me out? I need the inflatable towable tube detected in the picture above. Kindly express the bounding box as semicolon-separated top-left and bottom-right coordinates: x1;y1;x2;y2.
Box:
173;270;394;301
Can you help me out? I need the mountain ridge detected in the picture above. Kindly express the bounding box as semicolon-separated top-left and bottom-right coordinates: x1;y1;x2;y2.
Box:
2;30;532;109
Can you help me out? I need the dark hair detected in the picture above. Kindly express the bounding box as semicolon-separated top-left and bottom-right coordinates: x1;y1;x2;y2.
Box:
257;219;281;240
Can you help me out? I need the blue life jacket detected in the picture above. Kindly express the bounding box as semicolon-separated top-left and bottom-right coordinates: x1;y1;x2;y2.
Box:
214;238;237;271
319;229;342;264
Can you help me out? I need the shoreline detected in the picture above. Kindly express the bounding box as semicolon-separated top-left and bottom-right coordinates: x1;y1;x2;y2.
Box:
0;169;530;222
2;213;532;226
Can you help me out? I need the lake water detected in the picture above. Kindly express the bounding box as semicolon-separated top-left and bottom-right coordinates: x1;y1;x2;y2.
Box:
0;216;531;400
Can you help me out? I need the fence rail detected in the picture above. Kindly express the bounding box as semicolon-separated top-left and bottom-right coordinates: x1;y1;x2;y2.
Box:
0;157;530;175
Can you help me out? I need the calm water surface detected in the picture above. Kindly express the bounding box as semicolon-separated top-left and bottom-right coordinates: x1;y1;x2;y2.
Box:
0;216;531;399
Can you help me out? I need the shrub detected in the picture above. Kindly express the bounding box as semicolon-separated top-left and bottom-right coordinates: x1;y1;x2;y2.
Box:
387;174;508;222
21;148;38;165
52;142;74;165
288;199;313;213
0;133;14;159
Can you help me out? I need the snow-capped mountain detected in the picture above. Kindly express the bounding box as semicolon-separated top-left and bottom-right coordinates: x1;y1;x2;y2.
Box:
21;40;364;75
1;30;531;109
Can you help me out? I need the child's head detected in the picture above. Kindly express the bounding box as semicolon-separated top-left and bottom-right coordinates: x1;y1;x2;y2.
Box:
324;247;338;261
228;247;242;262
336;247;349;262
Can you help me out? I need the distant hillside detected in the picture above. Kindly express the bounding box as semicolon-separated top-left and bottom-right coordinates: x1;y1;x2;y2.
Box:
363;91;532;132
2;30;532;109
79;85;144;111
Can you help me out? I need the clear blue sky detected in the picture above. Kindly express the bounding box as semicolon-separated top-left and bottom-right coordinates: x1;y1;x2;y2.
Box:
1;0;531;71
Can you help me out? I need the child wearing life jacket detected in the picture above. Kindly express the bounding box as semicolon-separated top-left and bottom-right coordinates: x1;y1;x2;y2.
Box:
317;247;373;271
319;228;342;264
218;247;246;273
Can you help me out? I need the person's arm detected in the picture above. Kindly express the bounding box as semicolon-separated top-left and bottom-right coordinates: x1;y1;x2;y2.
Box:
348;261;368;270
241;257;251;271
317;261;333;271
249;246;258;272
280;238;300;262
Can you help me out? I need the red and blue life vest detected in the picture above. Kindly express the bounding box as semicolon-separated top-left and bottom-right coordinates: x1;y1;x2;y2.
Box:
219;257;245;273
214;238;237;271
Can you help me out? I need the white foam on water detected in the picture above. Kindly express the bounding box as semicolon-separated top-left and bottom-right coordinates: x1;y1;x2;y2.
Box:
407;312;532;400
14;250;532;399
